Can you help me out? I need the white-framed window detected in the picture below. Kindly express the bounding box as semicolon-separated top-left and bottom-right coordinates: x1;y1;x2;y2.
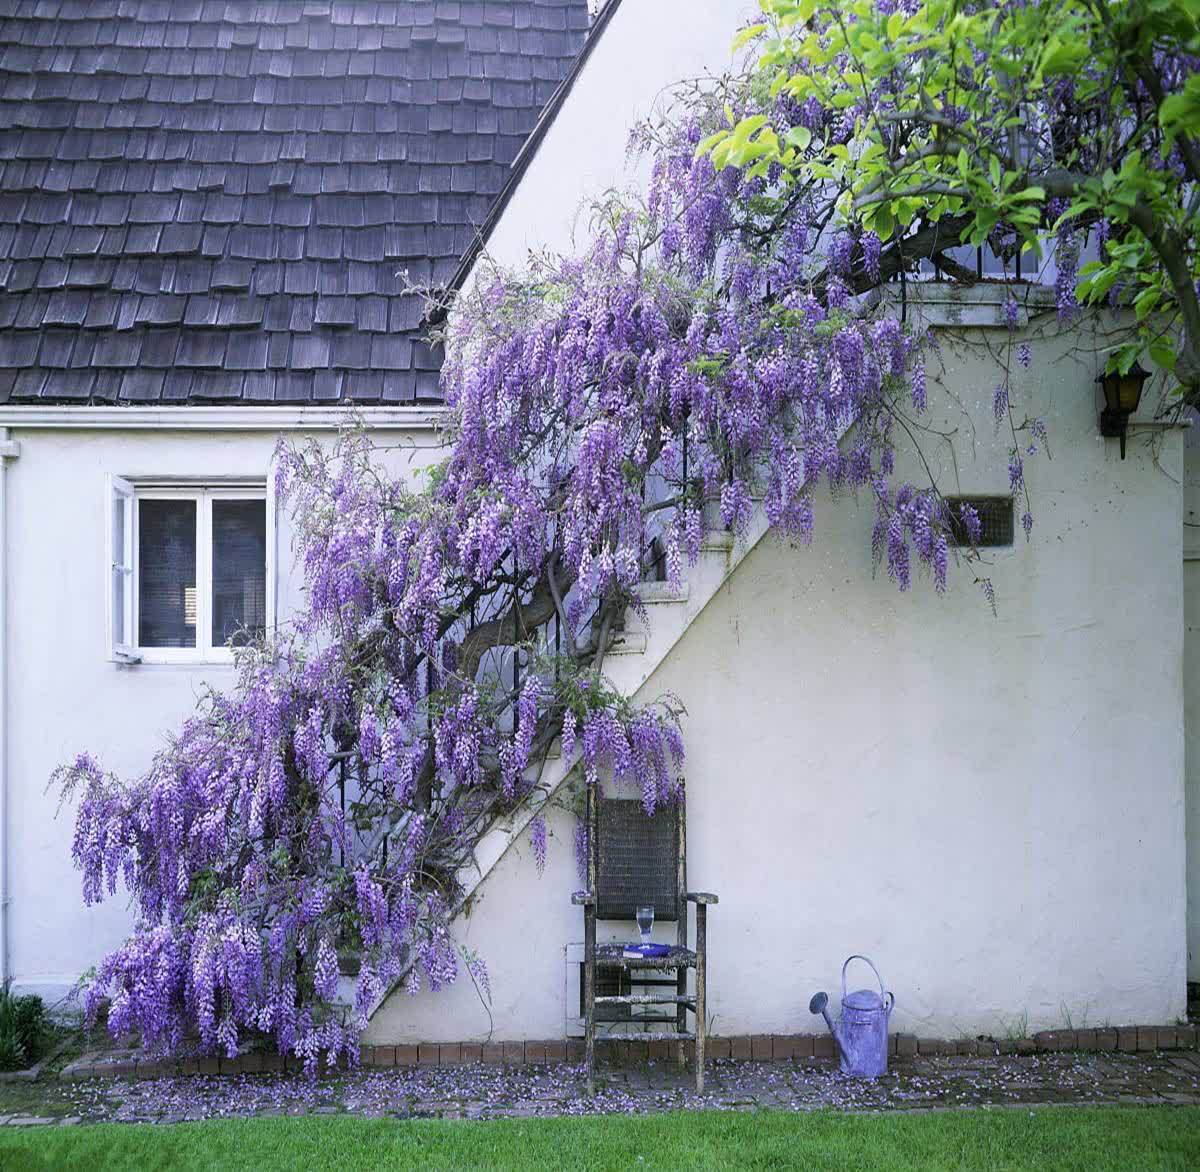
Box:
106;477;274;664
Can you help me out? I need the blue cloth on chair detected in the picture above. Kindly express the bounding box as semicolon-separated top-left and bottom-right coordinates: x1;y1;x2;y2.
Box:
622;942;670;958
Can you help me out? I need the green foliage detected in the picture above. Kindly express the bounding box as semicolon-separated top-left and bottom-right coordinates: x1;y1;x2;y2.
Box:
0;985;46;1072
710;0;1200;392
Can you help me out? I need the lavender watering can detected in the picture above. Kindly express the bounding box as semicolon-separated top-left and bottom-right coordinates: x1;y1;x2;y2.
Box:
809;955;894;1078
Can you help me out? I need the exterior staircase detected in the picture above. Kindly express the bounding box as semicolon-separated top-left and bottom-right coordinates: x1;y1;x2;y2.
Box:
355;499;773;1020
343;499;773;1020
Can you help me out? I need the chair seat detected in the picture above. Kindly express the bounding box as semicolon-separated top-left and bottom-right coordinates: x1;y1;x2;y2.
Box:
595;943;697;970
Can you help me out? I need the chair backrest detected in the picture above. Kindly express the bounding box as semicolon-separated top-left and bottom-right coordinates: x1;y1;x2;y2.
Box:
594;796;682;923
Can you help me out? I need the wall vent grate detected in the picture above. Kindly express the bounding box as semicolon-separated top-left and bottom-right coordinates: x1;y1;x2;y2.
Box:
947;496;1014;548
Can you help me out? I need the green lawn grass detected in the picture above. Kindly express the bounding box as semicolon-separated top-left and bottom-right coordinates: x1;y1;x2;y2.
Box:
0;1106;1198;1171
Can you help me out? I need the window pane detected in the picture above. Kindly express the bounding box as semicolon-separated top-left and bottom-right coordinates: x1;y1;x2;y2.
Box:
111;564;125;646
138;499;197;648
212;499;266;648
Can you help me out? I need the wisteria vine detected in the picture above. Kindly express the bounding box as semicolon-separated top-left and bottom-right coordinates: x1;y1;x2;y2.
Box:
54;22;1027;1070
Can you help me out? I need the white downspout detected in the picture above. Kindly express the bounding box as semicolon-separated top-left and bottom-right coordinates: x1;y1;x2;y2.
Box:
0;428;19;986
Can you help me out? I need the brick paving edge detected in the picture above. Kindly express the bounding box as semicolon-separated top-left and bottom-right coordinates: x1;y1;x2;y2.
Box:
55;1025;1200;1080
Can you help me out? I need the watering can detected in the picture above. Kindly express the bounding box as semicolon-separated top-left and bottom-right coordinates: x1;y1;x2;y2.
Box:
809;955;895;1078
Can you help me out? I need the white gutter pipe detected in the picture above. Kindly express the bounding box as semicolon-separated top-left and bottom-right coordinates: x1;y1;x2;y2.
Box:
0;428;19;986
0;406;444;432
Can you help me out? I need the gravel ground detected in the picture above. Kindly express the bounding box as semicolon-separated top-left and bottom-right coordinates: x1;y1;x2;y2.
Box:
2;1050;1200;1126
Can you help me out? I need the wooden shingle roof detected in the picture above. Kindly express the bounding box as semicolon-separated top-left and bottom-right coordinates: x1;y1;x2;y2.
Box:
0;0;588;404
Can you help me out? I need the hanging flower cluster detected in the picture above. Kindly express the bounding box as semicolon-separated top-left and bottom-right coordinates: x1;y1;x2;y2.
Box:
55;57;984;1069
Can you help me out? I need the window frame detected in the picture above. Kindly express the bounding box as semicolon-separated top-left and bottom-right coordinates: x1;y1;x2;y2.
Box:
106;473;135;661
106;477;274;665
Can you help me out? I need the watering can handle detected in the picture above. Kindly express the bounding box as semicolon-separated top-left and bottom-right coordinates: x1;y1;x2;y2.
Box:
841;954;887;1002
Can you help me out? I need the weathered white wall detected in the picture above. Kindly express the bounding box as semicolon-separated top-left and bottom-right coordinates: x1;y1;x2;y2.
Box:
481;0;754;267
6;0;1188;1042
1184;424;1200;983
4;424;440;1003
370;310;1187;1043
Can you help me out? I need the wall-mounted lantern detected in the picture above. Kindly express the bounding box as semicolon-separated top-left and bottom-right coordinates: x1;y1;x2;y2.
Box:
1098;363;1149;459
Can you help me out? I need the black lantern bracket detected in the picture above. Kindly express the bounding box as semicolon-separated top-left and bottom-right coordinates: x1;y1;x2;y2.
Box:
1098;362;1150;459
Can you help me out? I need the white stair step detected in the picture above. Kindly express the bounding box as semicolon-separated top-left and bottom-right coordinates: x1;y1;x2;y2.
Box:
700;530;733;553
634;581;690;605
605;630;647;655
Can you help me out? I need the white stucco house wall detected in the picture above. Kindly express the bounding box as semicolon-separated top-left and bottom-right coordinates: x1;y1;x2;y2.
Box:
0;0;1195;1049
365;294;1190;1043
0;0;594;1004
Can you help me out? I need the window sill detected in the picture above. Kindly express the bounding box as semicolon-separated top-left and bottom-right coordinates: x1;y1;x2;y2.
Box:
113;653;238;669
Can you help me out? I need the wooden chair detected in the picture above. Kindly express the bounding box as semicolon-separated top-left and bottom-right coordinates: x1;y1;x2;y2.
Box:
572;782;717;1092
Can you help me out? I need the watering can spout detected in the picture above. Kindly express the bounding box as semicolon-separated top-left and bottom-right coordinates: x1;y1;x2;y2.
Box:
808;990;839;1047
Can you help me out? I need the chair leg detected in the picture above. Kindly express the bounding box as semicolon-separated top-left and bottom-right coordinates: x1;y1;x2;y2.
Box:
585;1017;595;1095
695;904;707;1093
584;909;596;1095
675;968;687;1069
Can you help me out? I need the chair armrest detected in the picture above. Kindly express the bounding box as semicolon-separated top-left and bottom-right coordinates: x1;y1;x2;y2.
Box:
686;892;718;905
571;890;595;906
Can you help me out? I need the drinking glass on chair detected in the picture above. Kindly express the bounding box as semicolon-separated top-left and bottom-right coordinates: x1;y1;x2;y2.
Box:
636;905;654;948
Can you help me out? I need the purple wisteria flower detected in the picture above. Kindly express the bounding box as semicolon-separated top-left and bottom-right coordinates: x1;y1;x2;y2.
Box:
993;383;1009;423
862;231;881;283
958;501;982;547
829;231;855;275
910;359;926;413
530;814;548;875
